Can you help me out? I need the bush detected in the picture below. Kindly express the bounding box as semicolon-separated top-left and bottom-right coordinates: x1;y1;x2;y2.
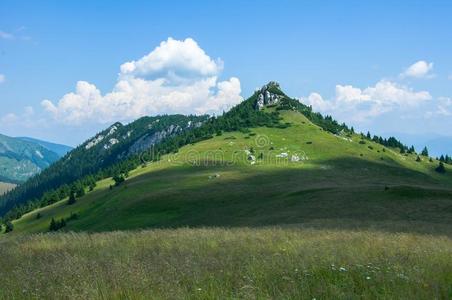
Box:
435;162;446;174
359;140;366;145
67;193;76;205
4;221;13;233
49;217;67;231
113;174;126;186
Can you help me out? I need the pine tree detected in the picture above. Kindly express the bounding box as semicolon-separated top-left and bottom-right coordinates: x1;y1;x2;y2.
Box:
4;221;13;233
435;162;446;174
421;146;429;156
416;155;422;162
67;192;76;205
49;218;57;231
440;155;445;162
366;132;371;139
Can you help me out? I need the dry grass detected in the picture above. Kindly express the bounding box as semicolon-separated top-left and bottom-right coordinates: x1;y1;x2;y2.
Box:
1;225;451;299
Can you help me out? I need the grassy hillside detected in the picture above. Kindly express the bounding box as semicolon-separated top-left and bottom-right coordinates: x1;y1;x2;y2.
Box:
2;109;452;298
10;110;452;235
0;182;15;196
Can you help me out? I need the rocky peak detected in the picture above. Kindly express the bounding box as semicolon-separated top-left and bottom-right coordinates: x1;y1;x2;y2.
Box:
255;81;284;110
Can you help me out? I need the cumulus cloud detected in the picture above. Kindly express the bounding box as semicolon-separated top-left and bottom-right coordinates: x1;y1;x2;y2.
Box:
0;74;5;83
302;80;432;122
42;38;242;125
400;60;434;79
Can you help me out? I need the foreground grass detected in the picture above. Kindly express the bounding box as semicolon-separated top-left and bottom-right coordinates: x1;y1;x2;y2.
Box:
1;226;451;299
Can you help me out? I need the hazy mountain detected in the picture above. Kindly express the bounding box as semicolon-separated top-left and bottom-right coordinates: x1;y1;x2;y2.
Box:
17;137;73;157
0;134;60;183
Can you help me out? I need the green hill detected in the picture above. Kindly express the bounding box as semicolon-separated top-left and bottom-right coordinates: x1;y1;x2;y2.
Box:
1;82;452;299
10;107;452;235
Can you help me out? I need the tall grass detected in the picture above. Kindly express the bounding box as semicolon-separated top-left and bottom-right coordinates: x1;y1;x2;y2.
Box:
1;226;451;299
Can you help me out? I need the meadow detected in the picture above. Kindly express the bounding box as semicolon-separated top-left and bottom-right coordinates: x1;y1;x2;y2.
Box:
1;226;451;299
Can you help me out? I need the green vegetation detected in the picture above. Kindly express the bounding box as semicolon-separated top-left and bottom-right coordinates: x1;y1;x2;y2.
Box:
0;227;451;299
8;110;452;235
1;83;451;298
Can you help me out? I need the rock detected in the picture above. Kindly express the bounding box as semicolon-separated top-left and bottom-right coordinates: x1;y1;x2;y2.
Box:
290;154;300;162
254;81;283;110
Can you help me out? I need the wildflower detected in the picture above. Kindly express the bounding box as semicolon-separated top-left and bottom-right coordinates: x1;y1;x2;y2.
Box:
339;267;347;272
197;288;202;291
366;276;371;280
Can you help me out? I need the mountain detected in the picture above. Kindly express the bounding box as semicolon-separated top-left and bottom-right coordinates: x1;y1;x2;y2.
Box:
4;82;452;234
0;182;15;196
0;114;209;216
17;137;72;157
0;134;61;183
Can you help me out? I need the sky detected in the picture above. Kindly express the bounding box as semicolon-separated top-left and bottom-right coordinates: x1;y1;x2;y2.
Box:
0;1;451;154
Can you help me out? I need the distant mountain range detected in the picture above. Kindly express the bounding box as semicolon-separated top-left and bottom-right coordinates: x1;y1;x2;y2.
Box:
383;132;452;157
0;134;72;183
17;137;73;157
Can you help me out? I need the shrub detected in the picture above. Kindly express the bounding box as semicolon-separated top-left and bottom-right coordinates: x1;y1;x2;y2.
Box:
435;162;446;174
68;193;76;205
4;221;13;233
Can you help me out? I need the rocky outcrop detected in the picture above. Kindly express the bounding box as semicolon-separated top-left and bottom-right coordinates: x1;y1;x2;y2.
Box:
255;81;283;109
128;124;182;155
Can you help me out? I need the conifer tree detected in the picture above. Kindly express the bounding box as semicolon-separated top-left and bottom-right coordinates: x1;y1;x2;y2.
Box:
49;218;56;231
435;162;446;173
67;192;76;205
421;146;429;156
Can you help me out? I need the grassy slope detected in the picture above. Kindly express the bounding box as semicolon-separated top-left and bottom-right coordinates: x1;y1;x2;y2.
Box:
1;227;451;299
0;182;16;196
10;110;452;235
2;110;452;299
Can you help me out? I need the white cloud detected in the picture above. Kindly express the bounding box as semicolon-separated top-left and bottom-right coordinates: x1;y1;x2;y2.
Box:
303;80;432;122
42;38;242;125
0;74;5;83
120;38;223;81
0;106;45;129
426;97;452;117
0;30;14;39
400;60;434;79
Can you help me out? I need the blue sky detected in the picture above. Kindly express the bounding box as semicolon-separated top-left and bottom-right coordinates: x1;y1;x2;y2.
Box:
0;1;451;154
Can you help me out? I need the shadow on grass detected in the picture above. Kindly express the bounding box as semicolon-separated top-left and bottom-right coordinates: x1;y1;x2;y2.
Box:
66;157;452;237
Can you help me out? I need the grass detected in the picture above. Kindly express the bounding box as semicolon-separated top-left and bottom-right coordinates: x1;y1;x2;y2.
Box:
0;182;15;196
9;111;452;235
0;226;451;299
2;109;452;298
